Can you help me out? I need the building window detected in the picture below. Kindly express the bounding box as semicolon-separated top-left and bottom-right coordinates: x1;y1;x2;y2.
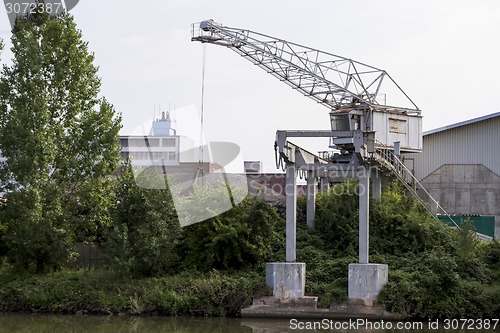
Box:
162;138;176;147
146;138;160;147
127;138;146;148
120;138;129;147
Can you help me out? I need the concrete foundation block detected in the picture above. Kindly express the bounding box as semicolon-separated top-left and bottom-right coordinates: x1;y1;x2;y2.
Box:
251;296;318;308
348;263;388;303
266;262;305;298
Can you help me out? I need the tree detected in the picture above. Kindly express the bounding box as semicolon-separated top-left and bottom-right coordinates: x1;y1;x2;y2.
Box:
313;180;453;257
0;9;121;272
178;182;284;271
106;164;181;277
0;40;5;263
313;180;359;257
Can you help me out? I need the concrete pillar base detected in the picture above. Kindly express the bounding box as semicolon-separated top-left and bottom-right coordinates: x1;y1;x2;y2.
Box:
348;263;388;304
266;262;306;298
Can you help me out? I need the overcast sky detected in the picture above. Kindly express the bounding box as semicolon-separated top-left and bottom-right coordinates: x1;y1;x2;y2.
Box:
1;0;499;172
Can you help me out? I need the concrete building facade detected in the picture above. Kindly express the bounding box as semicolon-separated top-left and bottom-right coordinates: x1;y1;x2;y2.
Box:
120;111;181;167
404;112;500;238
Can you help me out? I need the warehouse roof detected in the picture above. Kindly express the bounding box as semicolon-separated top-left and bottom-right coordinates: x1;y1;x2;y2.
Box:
424;111;500;136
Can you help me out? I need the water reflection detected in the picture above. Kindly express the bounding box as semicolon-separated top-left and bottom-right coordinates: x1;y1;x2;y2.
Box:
0;315;249;333
0;314;498;333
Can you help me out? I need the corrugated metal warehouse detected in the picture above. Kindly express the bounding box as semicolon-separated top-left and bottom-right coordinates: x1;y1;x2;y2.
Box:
404;112;500;238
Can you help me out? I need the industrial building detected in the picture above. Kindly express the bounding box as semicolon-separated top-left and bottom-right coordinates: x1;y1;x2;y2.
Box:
404;112;500;238
119;111;217;174
120;111;180;166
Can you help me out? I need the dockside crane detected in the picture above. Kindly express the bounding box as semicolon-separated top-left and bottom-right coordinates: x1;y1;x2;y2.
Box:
191;20;461;302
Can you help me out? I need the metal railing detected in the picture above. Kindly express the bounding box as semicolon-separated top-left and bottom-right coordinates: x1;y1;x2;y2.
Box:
373;147;459;228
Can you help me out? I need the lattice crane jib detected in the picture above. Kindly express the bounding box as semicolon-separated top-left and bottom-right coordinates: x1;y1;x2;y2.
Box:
191;20;423;153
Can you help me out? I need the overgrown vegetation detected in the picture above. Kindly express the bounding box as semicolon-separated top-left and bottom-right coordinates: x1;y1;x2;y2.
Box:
300;181;500;319
0;175;499;319
374;192;500;319
105;165;181;278
310;182;500;318
0;268;265;317
178;186;284;272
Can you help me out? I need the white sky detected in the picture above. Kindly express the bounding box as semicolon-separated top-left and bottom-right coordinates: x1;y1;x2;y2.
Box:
1;0;500;172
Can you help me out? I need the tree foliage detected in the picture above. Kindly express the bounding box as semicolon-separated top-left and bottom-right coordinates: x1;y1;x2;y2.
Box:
0;186;74;273
0;10;121;272
370;182;454;255
313;180;454;257
179;184;284;271
312;180;359;257
105;165;181;277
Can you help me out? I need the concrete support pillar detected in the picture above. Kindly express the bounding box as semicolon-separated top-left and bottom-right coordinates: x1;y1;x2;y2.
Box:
359;166;370;264
348;263;388;305
266;263;306;298
265;163;306;299
285;163;297;262
348;166;388;304
306;170;316;230
371;167;381;200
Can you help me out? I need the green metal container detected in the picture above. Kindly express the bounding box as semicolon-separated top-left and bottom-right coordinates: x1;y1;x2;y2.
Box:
437;215;495;238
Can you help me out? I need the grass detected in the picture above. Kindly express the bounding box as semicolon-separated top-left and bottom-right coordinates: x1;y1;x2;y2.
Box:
0;267;266;317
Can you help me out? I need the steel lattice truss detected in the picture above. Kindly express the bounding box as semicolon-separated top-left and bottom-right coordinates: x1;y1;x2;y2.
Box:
192;20;420;115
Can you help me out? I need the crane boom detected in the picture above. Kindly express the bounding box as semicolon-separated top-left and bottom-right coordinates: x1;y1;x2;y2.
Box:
191;20;420;115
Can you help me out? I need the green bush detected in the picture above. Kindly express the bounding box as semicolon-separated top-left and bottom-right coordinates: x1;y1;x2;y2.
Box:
451;218;491;282
309;180;500;318
105;164;181;277
179;187;284;271
0;221;7;260
370;182;454;256
313;180;359;257
482;240;500;283
0;187;75;273
379;244;500;319
312;180;453;258
482;240;500;268
0;268;264;316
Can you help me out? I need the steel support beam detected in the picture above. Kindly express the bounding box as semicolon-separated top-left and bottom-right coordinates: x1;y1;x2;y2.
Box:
320;177;329;193
306;170;316;230
277;130;357;138
372;167;381;199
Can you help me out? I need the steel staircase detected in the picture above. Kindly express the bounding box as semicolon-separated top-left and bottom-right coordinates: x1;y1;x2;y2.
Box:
372;147;459;228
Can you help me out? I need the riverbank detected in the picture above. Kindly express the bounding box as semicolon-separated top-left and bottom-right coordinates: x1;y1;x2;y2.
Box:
1;252;499;321
0;268;266;317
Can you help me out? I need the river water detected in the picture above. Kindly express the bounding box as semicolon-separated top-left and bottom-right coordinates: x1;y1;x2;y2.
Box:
0;314;499;333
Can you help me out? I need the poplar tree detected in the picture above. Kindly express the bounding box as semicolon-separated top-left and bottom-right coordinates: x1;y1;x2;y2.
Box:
0;9;122;272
